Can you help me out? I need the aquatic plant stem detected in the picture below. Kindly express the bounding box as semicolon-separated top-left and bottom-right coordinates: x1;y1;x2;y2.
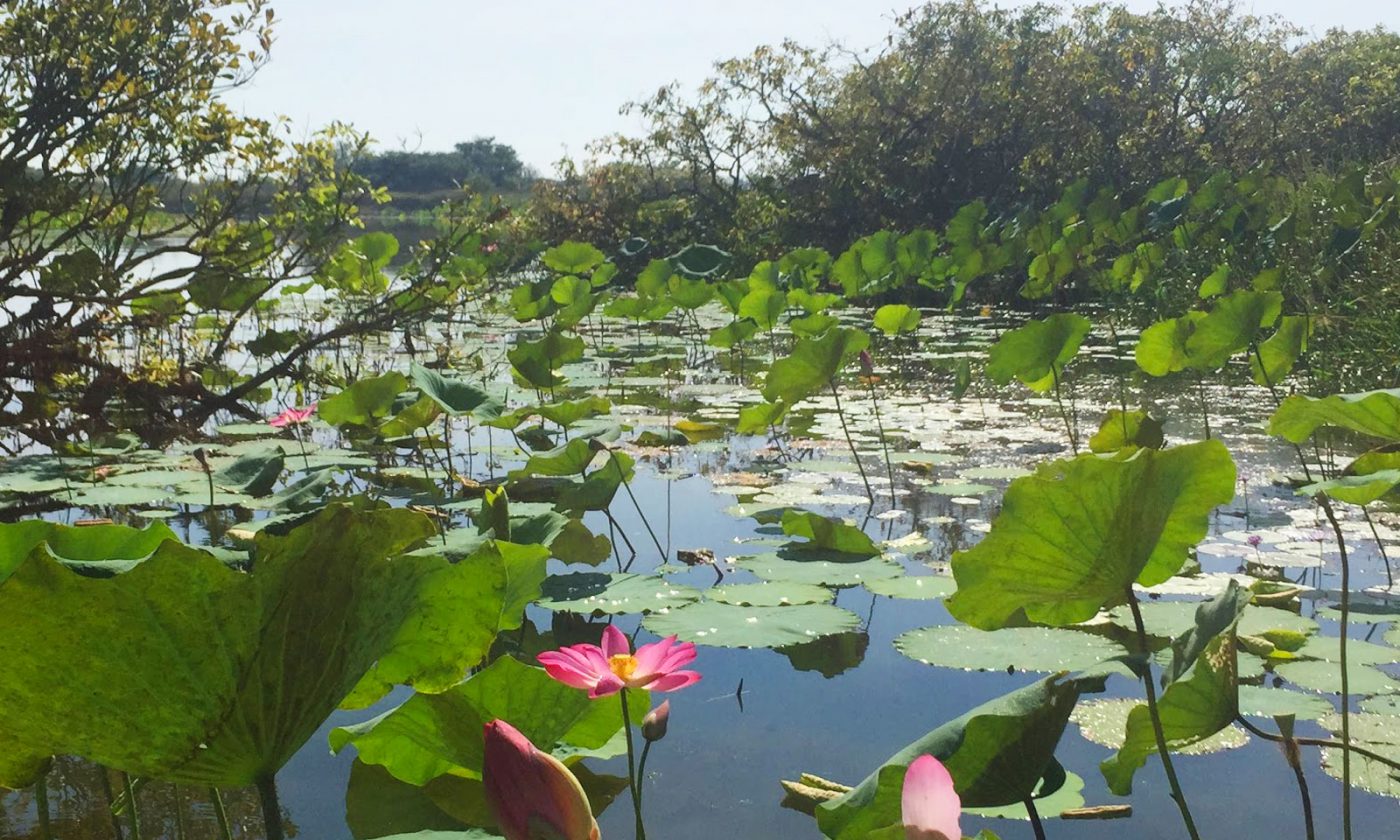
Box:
256;775;285;840
99;769;125;840
122;772;142;840
1126;589;1203;840
829;382;875;505
619;689;647;840
636;740;654;807
611;450;667;562
1317;494;1353;840
1194;374;1212;440
1234;717;1400;771
1023;795;1047;840
1360;506;1394;588
35;774;52;840
1048;368;1079;452
864;379;898;508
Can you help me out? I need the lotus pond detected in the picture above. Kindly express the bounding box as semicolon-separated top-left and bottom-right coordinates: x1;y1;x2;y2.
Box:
2;246;1399;840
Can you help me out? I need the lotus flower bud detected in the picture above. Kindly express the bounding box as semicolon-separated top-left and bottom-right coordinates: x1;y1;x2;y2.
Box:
483;719;600;840
858;350;875;377
642;699;671;742
192;448;210;472
1247;534;1262;548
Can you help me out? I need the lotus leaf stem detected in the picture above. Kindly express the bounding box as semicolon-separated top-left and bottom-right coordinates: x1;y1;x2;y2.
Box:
1023;795;1047;840
619;689;647;840
256;775;285;840
829;382;875;505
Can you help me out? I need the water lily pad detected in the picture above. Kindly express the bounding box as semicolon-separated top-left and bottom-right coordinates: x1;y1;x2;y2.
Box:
537;572;701;615
926;482;995;496
1072;699;1249;754
1274;660;1400;695
957;466;1031;481
217;422;279;437
642;600;861;648
894;626;1128;673
735;552;902;587
1237;685;1335;720
963;771;1086;820
707;582;834;607
1106;600;1318;640
863;574;956;600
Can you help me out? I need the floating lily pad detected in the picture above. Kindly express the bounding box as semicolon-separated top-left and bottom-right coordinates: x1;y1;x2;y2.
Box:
1274;660;1400;695
1106;600;1318;640
538;572;701;616
707;582;834;607
963;771;1086;820
926;482;995;496
894;626;1128;673
1360;695;1400;715
642;601;861;648
1072;699;1249;754
735;552;902;587
1294;636;1400;666
1319;712;1400;799
216;422;280;437
957;466;1031;481
863;574;956;600
1237;685;1335;720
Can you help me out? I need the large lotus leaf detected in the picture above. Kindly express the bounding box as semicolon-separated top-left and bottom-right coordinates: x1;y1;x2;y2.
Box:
542;241;605;274
735;551;902;588
781;510;878;557
345;760;475;839
737;286;787;331
894;626;1129;673
1183;290;1282;369
670;243;731;279
343;538;550;710
1268;389;1400;443
380;395;444;439
1073;699;1247;755
708;581;834;606
330;655;643;786
947;441;1236;629
1099;585;1248;795
0;505;483;788
1088;410;1164;453
831;231;897;297
507;330;586;389
873;304;920;336
509;438;598;479
410;363;504;419
641;600;860;648
762;328;870;406
319;371;410;426
212;449;285;497
735;399;789;434
538;572;701;615
1299;470;1400;505
1319;713;1400;799
816;666;1127;839
709;319;759;349
863;574;956;600
0;519;178;582
1134;312;1204;377
1276;660;1400;695
985;313;1090;392
1250;315;1311;386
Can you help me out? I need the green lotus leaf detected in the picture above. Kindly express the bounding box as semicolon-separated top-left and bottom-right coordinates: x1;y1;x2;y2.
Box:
762;328;870;406
538;572;701;615
1237;685;1335;721
331;655;644;787
781;510;878;557
1088;410;1164;453
641;600;860;648
319;371;410;427
709;319;759;349
1319;713;1400;799
0;519;179;582
816;666;1128;839
707;581;834;607
1196;263;1229;299
895;626;1129;673
1299;470;1400;505
1184;289;1282;369
863;574;956;600
736;399;789;434
507;330;586;390
831;231;897;297
1134;312;1204;377
0;505;524;788
1276;660;1400;695
1251;315;1311;386
410;363;504;419
872;304;920;336
541;240;605;274
1073;699;1247;755
985;313;1090;392
669;243;731;279
1100;585;1249;794
211;449;285;497
1268;389;1400;443
946;441;1236;629
667;274;715;309
736;552;902;588
510;438;599;479
737;286;787;330
381;394;445;439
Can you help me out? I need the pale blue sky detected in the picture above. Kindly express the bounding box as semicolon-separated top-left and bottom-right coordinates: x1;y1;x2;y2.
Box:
233;1;1400;173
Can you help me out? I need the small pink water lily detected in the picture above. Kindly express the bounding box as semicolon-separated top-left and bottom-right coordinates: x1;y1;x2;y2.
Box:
1247;534;1263;548
538;625;701;699
268;403;317;428
482;719;600;840
902;755;962;840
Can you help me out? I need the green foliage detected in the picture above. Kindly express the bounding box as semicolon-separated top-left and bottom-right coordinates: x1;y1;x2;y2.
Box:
1089;411;1165;453
985;314;1091;392
872;304;921;336
319;372;410;427
1268;389;1400;443
410;363;504;419
780;511;878;557
762;328;870;406
946;442;1235;629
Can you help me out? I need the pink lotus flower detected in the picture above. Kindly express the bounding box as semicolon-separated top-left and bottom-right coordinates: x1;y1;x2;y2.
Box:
902;755;962;840
268;403;317;428
1247;534;1263;548
483;719;599;840
538;625;701;699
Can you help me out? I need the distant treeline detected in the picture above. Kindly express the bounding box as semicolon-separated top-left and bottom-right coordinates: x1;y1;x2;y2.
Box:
528;0;1400;264
350;137;537;209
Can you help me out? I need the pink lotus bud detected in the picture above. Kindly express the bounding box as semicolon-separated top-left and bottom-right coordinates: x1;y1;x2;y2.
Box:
902;754;961;840
1247;535;1262;548
859;350;875;377
483;719;600;840
642;699;670;742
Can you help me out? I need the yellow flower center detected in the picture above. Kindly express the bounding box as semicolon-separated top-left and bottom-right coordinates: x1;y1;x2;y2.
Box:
608;654;639;681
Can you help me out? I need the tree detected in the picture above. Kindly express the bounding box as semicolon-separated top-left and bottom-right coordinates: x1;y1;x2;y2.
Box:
0;0;520;448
